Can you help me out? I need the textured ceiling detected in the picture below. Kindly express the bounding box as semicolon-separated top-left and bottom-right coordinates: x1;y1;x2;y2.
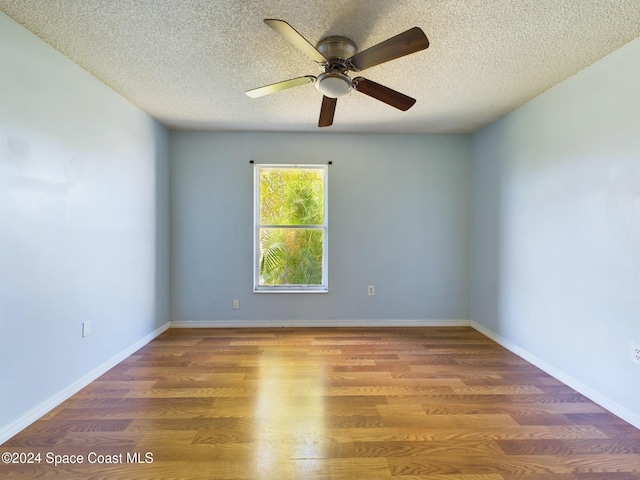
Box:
1;0;639;134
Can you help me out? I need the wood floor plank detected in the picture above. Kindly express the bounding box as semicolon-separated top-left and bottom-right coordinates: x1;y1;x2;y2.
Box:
2;327;639;479
431;425;610;441
394;475;505;480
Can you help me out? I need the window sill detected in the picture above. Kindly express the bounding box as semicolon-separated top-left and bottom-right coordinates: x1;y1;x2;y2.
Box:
253;287;328;294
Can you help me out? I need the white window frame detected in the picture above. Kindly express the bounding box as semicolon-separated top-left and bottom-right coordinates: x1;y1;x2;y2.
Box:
253;164;328;293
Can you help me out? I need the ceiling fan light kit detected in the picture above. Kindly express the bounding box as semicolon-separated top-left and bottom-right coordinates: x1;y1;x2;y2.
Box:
315;72;351;98
245;19;429;127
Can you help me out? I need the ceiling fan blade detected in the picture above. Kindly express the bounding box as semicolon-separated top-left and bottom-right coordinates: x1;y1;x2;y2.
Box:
245;76;316;98
348;27;429;71
264;19;328;64
353;77;416;111
318;96;337;127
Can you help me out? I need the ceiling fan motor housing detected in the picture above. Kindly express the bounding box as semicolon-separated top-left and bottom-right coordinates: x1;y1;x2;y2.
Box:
315;36;357;98
316;35;357;61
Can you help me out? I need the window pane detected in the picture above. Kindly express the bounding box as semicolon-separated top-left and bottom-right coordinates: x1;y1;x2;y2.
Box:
259;228;324;285
259;168;324;225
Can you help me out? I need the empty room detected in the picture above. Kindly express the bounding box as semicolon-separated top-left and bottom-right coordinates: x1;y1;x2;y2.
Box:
1;1;639;478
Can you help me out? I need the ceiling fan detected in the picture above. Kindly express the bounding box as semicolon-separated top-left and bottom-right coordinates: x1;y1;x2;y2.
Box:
245;19;429;127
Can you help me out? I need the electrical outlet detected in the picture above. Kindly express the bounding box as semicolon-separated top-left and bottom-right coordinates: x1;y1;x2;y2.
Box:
82;320;91;338
233;299;240;310
368;285;375;296
631;343;640;364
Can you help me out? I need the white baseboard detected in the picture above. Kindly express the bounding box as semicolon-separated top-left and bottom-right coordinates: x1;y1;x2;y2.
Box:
170;318;472;328
469;320;640;430
0;321;171;445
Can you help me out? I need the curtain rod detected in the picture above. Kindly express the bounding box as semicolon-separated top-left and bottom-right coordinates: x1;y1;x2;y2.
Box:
250;160;332;165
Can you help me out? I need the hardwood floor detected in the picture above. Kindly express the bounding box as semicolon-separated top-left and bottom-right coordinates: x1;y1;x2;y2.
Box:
2;327;639;479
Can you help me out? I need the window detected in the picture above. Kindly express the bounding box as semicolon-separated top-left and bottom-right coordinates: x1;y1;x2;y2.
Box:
254;164;328;293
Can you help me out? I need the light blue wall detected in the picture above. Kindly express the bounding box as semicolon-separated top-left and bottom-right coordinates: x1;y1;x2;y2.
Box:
170;131;471;324
0;13;170;433
471;37;640;421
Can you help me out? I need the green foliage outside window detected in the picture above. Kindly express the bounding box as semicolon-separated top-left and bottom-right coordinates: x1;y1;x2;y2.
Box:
258;167;325;286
